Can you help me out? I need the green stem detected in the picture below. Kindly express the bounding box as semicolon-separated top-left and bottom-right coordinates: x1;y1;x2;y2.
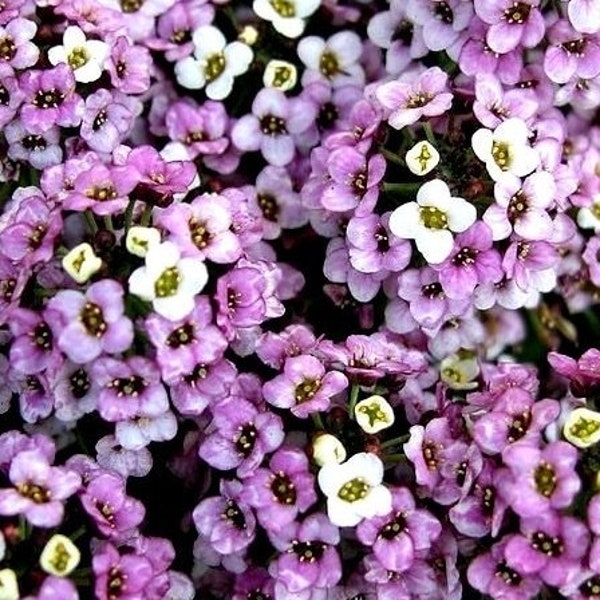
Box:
378;147;405;166
140;204;153;227
382;182;421;193
380;433;410;449
103;215;114;232
384;453;407;464
123;198;136;233
348;384;360;419
422;121;436;146
70;526;87;541
311;412;325;431
83;210;98;235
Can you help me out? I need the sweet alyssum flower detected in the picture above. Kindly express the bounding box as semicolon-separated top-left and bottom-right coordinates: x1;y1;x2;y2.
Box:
318;452;392;527
0;569;18;600
563;407;600;448
253;0;320;38
311;433;347;467
389;178;477;264
125;226;161;258
48;25;109;84
39;534;80;576
354;395;395;434
175;25;253;100
263;59;297;91
128;241;209;321
62;242;102;283
405;140;440;175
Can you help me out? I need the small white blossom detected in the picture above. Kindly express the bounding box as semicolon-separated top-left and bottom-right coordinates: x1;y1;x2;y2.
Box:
577;198;600;233
354;395;395;434
388;178;477;264
116;411;178;450
263;59;297;91
471;118;540;182
48;25;109;83
563;407;600;449
405;140;440;176
253;0;321;38
125;225;161;257
318;452;392;527
175;25;253;100
40;534;80;576
62;242;102;284
439;352;480;390
0;569;18;600
238;25;259;46
128;241;208;321
312;433;347;466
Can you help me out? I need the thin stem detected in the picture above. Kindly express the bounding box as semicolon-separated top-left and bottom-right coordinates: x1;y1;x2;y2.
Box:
123;198;136;233
103;215;114;232
348;384;360;419
380;433;410;449
422;121;436;146
83;210;98;235
140;204;153;227
311;412;325;431
378;147;405;166
384;453;407;465
382;182;421;193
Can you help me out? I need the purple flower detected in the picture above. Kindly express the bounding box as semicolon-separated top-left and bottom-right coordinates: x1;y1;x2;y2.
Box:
93;542;154;600
80;471;145;538
80;89;141;153
0;449;80;527
406;0;473;52
0;18;38;69
548;348;600;397
4;119;63;168
32;577;79;600
193;479;256;556
474;0;545;54
155;192;242;263
240;447;317;532
0;63;24;128
145;295;227;382
262;354;348;418
467;537;543;599
356;486;441;572
321;147;386;214
93;356;169;423
504;512;590;587
499;440;581;517
199;396;284;477
46;279;133;364
268;513;342;596
375;66;453;129
19;65;83;133
106;35;152;93
52;360;99;422
232;88;317;167
502;239;559;294
232;568;275;600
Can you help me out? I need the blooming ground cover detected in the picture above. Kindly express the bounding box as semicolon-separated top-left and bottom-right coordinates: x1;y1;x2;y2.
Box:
4;0;600;598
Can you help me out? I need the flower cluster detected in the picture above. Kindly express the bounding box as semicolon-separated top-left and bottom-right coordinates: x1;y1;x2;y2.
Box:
2;0;600;598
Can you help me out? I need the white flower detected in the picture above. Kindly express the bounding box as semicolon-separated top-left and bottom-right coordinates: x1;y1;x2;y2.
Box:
312;433;347;466
62;242;102;283
263;59;297;91
47;25;109;83
405;140;440;176
40;534;80;576
354;395;395;434
439;352;480;390
471;118;540;182
128;241;208;321
174;25;253;100
253;0;321;38
388;178;477;264
125;225;161;257
577;198;600;233
318;452;392;527
563;407;600;449
238;25;259;46
116;411;178;450
0;570;18;600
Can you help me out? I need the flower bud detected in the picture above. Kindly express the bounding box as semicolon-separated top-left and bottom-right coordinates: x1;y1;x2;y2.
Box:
312;433;347;466
563;407;600;449
0;569;18;600
239;25;259;46
354;395;395;434
40;534;80;577
125;226;161;258
62;242;102;284
405;140;440;175
440;353;480;390
263;60;297;92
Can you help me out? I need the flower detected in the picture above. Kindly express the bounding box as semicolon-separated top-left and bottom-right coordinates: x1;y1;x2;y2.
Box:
263;59;297;91
47;25;109;83
318;452;392;527
0;569;18;600
128;241;209;321
125;226;161;258
563;407;600;448
405;140;440;175
39;534;80;576
388;178;477;264
253;0;320;38
354;395;395;434
311;433;347;466
61;243;102;283
175;25;253;99
471;117;540;182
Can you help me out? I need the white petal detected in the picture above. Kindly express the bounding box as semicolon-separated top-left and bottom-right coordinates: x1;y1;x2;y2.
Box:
415;229;454;264
47;46;68;66
471;128;493;162
446;198;477;232
388;202;421;239
417;178;451;206
175;58;205;90
128;267;155;301
193;26;226;56
63;25;86;49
